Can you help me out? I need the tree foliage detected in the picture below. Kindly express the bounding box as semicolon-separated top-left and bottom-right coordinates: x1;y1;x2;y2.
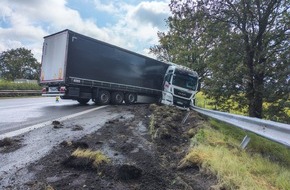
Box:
0;48;40;81
151;0;289;120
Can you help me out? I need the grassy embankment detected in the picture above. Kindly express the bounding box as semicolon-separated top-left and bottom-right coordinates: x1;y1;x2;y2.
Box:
190;92;290;189
183;119;290;189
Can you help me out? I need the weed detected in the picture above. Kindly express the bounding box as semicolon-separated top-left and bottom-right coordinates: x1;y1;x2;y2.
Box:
72;148;110;167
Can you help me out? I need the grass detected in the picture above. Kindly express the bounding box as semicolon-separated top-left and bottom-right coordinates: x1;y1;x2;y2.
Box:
0;80;41;90
184;119;290;190
72;148;110;167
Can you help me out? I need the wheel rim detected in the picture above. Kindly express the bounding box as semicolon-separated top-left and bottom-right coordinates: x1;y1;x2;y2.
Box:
116;94;122;103
101;93;109;103
128;94;135;103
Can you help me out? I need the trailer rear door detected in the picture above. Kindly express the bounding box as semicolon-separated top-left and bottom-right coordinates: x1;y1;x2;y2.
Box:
40;30;68;83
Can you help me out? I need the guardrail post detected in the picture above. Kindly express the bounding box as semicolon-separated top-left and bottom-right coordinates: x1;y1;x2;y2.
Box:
182;112;191;124
240;135;251;149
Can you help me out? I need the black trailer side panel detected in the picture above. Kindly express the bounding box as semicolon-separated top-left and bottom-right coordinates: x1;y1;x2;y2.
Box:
65;31;168;91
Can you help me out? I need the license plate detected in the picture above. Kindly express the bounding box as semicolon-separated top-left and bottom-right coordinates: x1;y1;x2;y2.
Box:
49;87;58;92
177;101;183;105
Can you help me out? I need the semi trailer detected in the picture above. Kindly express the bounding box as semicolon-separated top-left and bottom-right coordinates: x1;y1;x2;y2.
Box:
40;29;199;108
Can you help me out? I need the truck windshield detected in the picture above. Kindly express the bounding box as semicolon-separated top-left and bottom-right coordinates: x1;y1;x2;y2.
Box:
172;74;198;90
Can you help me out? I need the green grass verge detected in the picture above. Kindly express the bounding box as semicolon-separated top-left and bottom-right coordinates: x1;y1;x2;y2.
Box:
0;80;41;90
185;119;290;190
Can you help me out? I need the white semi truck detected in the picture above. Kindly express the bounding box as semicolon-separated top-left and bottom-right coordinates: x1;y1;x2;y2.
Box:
40;29;199;108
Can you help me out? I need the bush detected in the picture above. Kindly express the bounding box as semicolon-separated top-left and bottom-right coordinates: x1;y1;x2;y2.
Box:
0;80;41;90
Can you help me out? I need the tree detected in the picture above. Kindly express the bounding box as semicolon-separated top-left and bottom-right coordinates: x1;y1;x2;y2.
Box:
0;48;40;81
151;0;289;119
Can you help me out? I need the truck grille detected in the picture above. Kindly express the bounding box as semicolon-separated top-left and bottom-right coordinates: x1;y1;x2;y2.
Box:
173;96;190;107
174;89;191;98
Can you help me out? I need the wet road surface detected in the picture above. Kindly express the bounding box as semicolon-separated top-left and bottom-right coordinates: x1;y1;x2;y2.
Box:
0;97;97;135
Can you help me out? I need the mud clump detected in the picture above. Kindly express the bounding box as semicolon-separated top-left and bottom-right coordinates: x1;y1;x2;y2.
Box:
117;164;142;180
0;137;23;153
52;120;63;129
60;140;89;149
0;138;14;147
62;156;94;170
71;125;83;131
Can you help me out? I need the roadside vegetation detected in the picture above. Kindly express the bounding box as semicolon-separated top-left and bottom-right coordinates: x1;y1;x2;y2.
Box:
0;80;41;90
195;91;290;124
183;118;290;190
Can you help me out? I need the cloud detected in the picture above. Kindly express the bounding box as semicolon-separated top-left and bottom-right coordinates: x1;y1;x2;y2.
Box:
131;1;169;29
110;1;170;51
94;0;120;14
0;0;171;62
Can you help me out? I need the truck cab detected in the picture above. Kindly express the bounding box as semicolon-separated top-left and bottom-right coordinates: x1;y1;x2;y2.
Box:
161;64;199;109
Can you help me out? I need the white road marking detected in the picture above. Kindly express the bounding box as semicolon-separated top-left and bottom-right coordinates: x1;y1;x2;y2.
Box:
0;101;77;109
0;105;107;139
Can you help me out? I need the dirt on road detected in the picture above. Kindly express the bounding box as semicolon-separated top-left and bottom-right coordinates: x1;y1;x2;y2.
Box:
2;104;217;190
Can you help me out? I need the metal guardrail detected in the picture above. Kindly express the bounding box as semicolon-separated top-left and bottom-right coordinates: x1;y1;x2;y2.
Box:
191;106;290;147
0;90;41;96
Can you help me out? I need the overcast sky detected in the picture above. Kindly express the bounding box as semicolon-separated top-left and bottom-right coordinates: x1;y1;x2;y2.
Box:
0;0;171;61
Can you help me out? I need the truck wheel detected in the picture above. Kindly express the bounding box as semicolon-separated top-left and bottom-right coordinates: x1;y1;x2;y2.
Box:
77;98;90;105
97;90;111;105
125;93;136;104
111;91;124;105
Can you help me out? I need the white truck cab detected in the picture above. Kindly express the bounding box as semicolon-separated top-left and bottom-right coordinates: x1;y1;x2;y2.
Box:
161;63;199;109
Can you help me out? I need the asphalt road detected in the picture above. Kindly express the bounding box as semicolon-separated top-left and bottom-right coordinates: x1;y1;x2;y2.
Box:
0;96;98;135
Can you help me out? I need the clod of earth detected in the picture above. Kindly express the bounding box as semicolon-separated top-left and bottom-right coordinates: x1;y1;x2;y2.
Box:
0;138;13;147
62;148;110;170
62;156;94;170
59;140;89;149
52;120;61;125
52;120;63;128
0;137;22;153
117;164;142;180
72;141;89;149
71;125;84;131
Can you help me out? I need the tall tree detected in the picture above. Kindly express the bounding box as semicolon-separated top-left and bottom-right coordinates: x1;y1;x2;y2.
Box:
0;48;40;81
151;0;289;119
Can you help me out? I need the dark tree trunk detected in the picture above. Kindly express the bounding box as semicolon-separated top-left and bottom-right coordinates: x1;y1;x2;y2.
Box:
248;74;264;118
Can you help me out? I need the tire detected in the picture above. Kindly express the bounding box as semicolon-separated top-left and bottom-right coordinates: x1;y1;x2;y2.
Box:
124;93;137;104
111;91;124;105
97;90;111;105
77;98;90;105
